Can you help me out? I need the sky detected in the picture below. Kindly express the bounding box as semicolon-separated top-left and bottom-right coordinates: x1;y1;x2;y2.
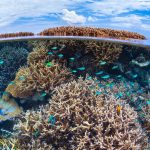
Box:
0;0;150;38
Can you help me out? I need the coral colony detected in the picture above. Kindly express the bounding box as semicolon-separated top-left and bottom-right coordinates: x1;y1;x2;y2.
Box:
0;26;149;149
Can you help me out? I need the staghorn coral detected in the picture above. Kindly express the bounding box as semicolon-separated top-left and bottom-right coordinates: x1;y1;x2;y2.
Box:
0;32;34;38
4;59;73;99
38;26;146;40
13;77;148;150
84;40;123;63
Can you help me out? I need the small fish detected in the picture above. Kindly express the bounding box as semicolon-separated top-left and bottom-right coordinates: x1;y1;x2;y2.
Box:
95;71;104;75
106;83;114;87
19;76;26;81
48;115;56;125
99;61;107;65
77;67;85;71
116;75;122;78
72;70;77;73
95;91;102;95
58;53;64;58
116;105;121;114
112;65;118;70
46;62;53;67
129;82;134;87
9;81;15;85
51;47;57;50
125;71;132;74
101;75;110;79
33;129;40;137
0;60;4;65
147;100;150;105
87;76;92;80
40;92;47;97
132;74;138;78
69;57;75;61
48;52;53;55
118;92;123;97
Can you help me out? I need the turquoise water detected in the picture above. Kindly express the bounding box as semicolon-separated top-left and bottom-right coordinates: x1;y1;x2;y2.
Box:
0;37;149;149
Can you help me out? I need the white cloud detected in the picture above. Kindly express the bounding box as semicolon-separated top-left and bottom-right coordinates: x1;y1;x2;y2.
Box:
0;0;90;27
87;16;97;22
110;14;150;31
62;9;86;24
87;0;150;16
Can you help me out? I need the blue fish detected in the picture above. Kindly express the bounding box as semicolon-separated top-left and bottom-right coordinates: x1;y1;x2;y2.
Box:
101;75;110;79
132;74;138;78
19;76;26;81
48;115;56;125
116;75;122;78
0;60;4;65
69;57;75;61
95;71;104;75
87;76;92;80
147;100;150;105
40;92;47;97
112;65;118;70
99;61;107;65
98;83;104;88
72;70;77;73
125;71;132;74
48;52;53;55
58;54;64;58
95;91;102;95
51;47;57;50
77;67;85;71
106;82;114;87
118;92;123;97
129;82;134;87
9;81;15;85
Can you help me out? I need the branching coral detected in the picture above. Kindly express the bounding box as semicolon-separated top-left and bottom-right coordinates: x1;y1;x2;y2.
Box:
0;137;19;150
13;78;148;150
84;41;123;63
38;26;146;40
4;59;73;99
0;32;34;38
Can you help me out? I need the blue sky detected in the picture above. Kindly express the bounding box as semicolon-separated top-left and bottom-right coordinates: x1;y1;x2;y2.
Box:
0;0;150;38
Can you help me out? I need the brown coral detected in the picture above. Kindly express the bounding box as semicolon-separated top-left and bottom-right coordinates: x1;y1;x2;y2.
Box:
0;32;34;38
13;78;148;150
4;59;73;99
38;26;146;40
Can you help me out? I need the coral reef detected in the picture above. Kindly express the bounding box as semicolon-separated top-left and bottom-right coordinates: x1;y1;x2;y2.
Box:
0;46;29;96
0;137;19;150
84;40;123;63
13;78;148;150
0;32;34;38
4;59;73;99
38;26;146;40
3;43;74;100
